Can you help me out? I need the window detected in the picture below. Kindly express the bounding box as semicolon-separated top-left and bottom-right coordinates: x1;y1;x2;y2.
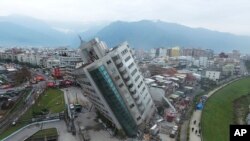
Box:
135;75;140;82
137;116;141;121
128;62;134;69
137;81;143;89
129;104;135;108
119;83;124;88
115;76;120;81
121;49;128;55
125;56;131;62
142;87;146;92
131;69;137;76
112;55;119;61
107;60;112;64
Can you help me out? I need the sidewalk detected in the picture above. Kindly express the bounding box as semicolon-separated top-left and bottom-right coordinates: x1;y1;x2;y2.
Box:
189;79;239;141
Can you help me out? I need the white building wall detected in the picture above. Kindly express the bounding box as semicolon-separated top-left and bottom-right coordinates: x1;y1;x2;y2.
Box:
205;71;221;81
199;57;208;68
109;43;155;123
159;48;167;57
150;48;156;58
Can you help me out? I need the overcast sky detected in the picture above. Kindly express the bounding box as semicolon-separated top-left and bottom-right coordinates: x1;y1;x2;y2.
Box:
1;0;250;35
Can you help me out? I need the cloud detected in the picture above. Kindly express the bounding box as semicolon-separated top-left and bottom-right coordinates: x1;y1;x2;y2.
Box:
0;0;250;35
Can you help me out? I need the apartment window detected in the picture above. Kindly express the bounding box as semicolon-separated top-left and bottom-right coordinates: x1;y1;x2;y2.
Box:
135;75;140;82
128;62;134;69
121;49;128;55
129;104;135;108
137;116;141;121
131;69;138;76
112;55;119;61
119;83;124;88
125;56;131;62
137;81;143;89
82;81;91;86
114;76;120;81
107;60;112;64
142;87;146;93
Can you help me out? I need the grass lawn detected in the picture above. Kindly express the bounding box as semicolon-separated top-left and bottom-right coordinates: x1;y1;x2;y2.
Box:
0;88;65;140
233;94;250;124
33;88;65;113
0;123;26;140
22;88;65;121
201;78;250;141
26;128;58;140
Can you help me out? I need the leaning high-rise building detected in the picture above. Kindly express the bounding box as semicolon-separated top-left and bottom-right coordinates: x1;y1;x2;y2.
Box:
74;38;156;137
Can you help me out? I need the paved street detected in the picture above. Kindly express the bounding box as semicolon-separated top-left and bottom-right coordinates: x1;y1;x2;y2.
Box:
3;84;120;141
180;121;188;141
189;79;239;141
0;80;46;133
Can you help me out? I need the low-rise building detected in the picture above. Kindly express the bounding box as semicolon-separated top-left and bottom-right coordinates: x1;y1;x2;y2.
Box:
205;71;221;81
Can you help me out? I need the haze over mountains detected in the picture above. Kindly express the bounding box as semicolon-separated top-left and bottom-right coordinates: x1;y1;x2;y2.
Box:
0;15;78;47
1;15;250;52
88;20;250;52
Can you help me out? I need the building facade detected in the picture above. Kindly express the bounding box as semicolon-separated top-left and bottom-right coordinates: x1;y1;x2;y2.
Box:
170;47;180;57
74;38;156;137
205;71;221;81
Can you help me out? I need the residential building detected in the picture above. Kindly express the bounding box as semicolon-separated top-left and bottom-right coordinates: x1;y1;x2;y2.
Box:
16;53;42;66
73;38;156;137
199;57;208;68
149;48;156;58
205;71;221;81
170;47;180;57
158;48;167;57
222;64;235;76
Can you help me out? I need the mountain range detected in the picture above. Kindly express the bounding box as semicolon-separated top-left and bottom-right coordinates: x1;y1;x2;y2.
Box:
1;15;250;52
0;15;78;47
88;20;250;52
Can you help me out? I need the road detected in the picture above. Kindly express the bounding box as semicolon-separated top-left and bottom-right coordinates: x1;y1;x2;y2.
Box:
0;68;47;134
0;83;28;94
189;78;240;141
0;80;46;133
5;86;122;141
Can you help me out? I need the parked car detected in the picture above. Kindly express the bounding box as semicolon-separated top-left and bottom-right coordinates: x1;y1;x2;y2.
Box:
169;130;177;138
172;125;178;131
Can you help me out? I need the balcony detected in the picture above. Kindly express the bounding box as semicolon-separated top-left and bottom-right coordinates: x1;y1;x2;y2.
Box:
136;98;142;105
115;59;122;65
139;104;145;112
119;66;126;72
129;85;136;92
123;73;129;79
126;80;132;86
124;76;130;82
130;90;137;95
133;93;139;99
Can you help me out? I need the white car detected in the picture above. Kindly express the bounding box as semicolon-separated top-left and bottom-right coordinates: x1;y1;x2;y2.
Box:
173;125;178;131
70;104;74;109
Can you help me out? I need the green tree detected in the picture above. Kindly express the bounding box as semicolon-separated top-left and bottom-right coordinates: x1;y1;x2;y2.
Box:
14;67;31;85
